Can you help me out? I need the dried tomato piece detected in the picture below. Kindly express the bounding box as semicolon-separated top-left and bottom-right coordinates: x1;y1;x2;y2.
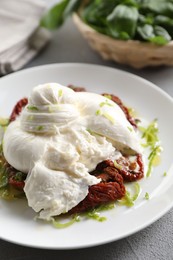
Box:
9;98;28;122
102;93;137;128
69;166;125;214
95;159;114;172
115;154;144;182
68;85;86;92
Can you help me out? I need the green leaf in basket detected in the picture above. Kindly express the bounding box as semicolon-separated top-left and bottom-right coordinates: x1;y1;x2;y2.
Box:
140;0;173;18
107;4;139;39
63;0;83;18
149;35;169;45
154;15;173;37
154;25;171;41
82;0;118;27
137;24;171;45
137;24;155;40
40;0;173;45
138;14;154;25
40;0;69;29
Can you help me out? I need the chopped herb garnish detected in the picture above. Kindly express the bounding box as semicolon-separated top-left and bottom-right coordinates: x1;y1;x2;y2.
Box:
128;107;137;118
27;115;33;121
86;128;103;138
96;202;115;211
145;192;150;200
52;202;115;228
99;99;113;108
102;112;115;124
103;95;112;100
127;126;133;132
0;118;9;127
139;119;162;177
14;172;24;182
147;146;162;177
140;119;159;149
0;172;8;189
58;89;63;97
0;161;9;189
36;125;44;131
27;106;39;111
163;171;167;177
86;211;106;222
84;203;115;222
52;214;80;229
95;109;102;116
119;183;140;207
48;106;53;113
114;160;123;170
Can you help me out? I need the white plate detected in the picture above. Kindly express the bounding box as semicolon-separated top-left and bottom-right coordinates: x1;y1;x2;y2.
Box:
0;63;173;249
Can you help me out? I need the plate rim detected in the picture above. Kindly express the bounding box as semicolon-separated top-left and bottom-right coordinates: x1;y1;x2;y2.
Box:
0;63;173;250
0;62;173;104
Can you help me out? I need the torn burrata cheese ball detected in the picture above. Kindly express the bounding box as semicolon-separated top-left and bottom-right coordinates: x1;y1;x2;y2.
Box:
3;83;142;220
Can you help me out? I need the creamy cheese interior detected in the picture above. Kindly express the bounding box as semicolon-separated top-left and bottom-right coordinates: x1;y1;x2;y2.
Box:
3;83;142;220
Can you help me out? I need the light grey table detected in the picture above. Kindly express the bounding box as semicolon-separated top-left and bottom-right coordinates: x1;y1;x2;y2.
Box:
1;18;173;260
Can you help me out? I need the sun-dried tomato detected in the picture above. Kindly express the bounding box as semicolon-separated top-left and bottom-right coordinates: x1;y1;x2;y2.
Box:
9;98;28;122
115;154;144;182
68;85;86;92
69;165;125;214
102;93;137;128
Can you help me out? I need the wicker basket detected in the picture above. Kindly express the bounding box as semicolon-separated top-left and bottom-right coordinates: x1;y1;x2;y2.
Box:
73;13;173;69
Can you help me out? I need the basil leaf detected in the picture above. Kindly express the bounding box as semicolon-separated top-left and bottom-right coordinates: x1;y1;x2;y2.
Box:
40;0;173;45
63;0;82;18
41;0;69;29
137;24;171;44
155;15;173;37
149;36;169;45
138;14;154;25
107;5;139;39
121;0;138;7
83;0;118;27
140;0;173;18
137;24;154;40
154;25;171;41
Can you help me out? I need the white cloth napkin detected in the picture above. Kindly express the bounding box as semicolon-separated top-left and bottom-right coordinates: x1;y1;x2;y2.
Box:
0;0;51;75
